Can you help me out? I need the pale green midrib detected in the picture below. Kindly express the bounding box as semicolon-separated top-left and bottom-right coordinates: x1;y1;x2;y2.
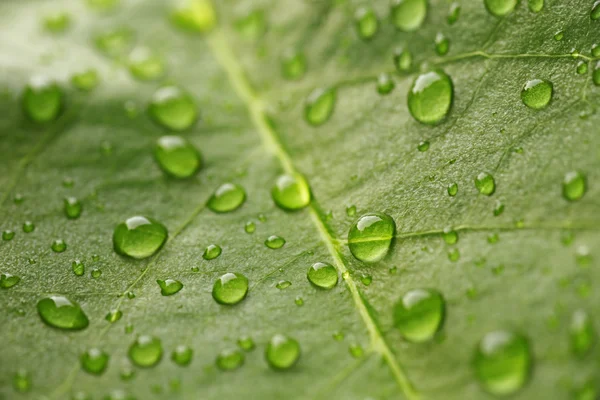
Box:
207;29;420;400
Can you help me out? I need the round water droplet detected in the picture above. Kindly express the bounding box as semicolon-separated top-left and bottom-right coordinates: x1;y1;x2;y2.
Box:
80;348;109;375
113;216;168;259
442;228;458;244
570;309;595;357
307;262;338;289
169;0;216;33
521;79;552;109
238;336;255;351
105;309;122;323
157;279;183;296
2;230;15;241
393;289;445;343
360;274;372;286
207;183;246;213
64;197;82;219
128;47;165;81
346;205;357;217
216;349;245;371
276;280;292;290
417;140;430;152
576;61;588;75
148;86;197;131
484;0;518;17
51;239;67;253
295;296;304;306
592;1;600;20
271;174;311;211
475;172;496;196
528;0;543;12
281;49;307;80
212;273;248;305
91;268;102;278
448;248;460;262
128;336;163;368
435;33;450;56
553;30;564;41
154;136;202;179
473;331;531;396
348;213;396;263
447;2;461;24
72;260;85;276
265;334;300;370
563;171;586;201
244;221;256;234
71;70;99;92
171;345;193;366
447;183;458;196
390;0;427;31
393;48;413;72
592;44;600;57
0;273;20;289
304;88;335;126
354;6;379;40
593;61;600;86
408;70;453;125
23;76;63;123
13;369;31;393
203;244;222;260
377;73;395;95
37;295;89;330
265;235;286;249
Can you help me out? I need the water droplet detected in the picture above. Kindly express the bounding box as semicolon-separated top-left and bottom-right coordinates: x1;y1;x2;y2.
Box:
80;348;109;375
128;47;165;81
393;289;445;343
333;331;344;341
51;239;67;253
563;171;586;201
202;244;222;260
553;30;564;41
354;6;379;40
265;334;300;370
207;183;246;213
360;274;373;286
216;349;245;371
154;136;202;179
13;369;31;392
120;364;135;381
592;44;600;57
244;221;256;234
23;77;63;123
484;0;518;17
448;248;460;262
94;28;133;57
349;344;364;358
0;273;20;289
258;214;267;222
265;235;286;249
43;11;71;33
71;70;99;92
393;48;413;72
377;73;395;95
281;49;307;80
169;0;216;33
304;87;336;126
475;172;496;196
212;273;249;305
521;79;552;109
171;345;193;366
295;296;304;306
442;228;458;244
64;197;82;219
148;86;197;131
594;62;600;86
307;262;338;289
528;0;543;12
473;331;531;396
577;61;589;75
105;309;122;323
417;140;430;152
346;205;357;217
408;70;453;125
447;2;461;24
435;33;450;56
447;183;458;196
276;280;292;290
390;0;427;31
234;9;267;40
37;296;89;330
592;1;600;20
576;246;592;267
128;336;163;368
113;216;168;259
237;336;255;351
157;279;184;296
492;201;505;216
271;174;311;211
570;310;595;357
488;233;500;244
348;213;395;263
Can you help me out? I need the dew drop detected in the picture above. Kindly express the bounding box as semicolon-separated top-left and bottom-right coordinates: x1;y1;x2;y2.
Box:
238;336;255;351
377;73;395;95
393;289;445;343
333;331;344;341
244;221;256;234
281;49;307;80
447;3;461;24
592;1;600;20
473;331;531;396
442;228;458;245
207;183;246;213
349;344;364;358
80;348;109;375
393;48;413;72
212;272;249;305
216;349;245;371
148;86;197;131
493;201;505;216
169;0;216;33
64;197;82;219
570;309;595;357
154;135;202;179
448;248;460;262
265;334;300;370
563;171;586;201
271;174;311;211
488;233;500;244
408;70;453;125
37;295;89;330
23;76;63;123
202;244;222;260
171;345;193;366
447;183;458;197
72;260;84;276
128;336;163;368
354;6;379;40
51;239;67;253
528;0;543;12
553;30;564;41
348;213;395;263
475;172;496;196
593;61;600;86
157;279;184;296
307;262;338;289
13;369;31;393
435;33;450;56
592;44;600;58
576;61;588;75
346;205;357;217
521;79;552;109
2;230;14;241
360;274;372;286
265;235;286;249
295;296;304;306
276;280;292;290
390;0;427;31
0;273;20;289
304;87;336;127
105;309;122;323
91;268;102;279
417;140;430;152
128;47;165;81
113;216;168;259
484;0;518;17
71;70;99;92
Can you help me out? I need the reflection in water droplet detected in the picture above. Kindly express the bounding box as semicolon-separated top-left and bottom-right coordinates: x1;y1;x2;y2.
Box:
37;296;89;330
128;336;163;368
212;273;249;305
390;0;427;31
207;183;246;213
305;88;336;126
113;216;168;259
80;348;109;375
563;171;586;201
348;213;395;263
408;70;453;125
354;6;379;40
148;86;197;131
157;279;184;296
393;289;445;343
265;334;300;370
23;77;63;123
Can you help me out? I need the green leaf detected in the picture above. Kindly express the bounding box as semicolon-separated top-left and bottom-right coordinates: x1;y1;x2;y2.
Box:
0;0;599;399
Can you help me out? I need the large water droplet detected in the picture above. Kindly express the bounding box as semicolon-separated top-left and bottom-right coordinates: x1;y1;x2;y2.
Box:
148;86;197;131
265;334;300;370
265;235;286;249
408;70;453;125
348;213;395;263
271;174;311;211
171;345;193;366
0;273;20;289
207;183;246;213
212;273;248;305
563;171;586;201
203;244;222;260
354;6;379;40
390;0;427;31
80;348;109;375
570;309;595;357
473;331;531;396
521;79;552;109
64;197;82;219
281;49;307;80
307;262;338;289
128;47;165;81
304;88;335;126
157;279;183;296
484;0;518;17
128;336;163;368
154;136;202;178
113;216;168;259
393;289;445;343
23;77;63;123
169;0;216;33
475;172;496;196
592;1;600;20
216;349;245;371
37;296;89;330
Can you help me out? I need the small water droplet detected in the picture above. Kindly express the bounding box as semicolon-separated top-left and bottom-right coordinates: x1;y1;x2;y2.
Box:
216;349;245;371
354;6;379;40
37;295;89;330
234;9;267;40
80;348;109;375
128;336;163;368
13;193;24;204
360;274;372;286
276;280;292;290
271;174;311;211
202;244;222;260
128;47;165;81
390;0;427;31
594;61;600;86
448;248;460;262
474;330;531;396
528;0;543;12
295;296;304;306
154;135;202;179
265;235;286;249
447;183;458;196
376;73;395;95
51;239;67;253
244;221;256;234
148;86;197;131
484;0;518;17
237;336;255;351
333;331;344;341
0;273;20;289
576;246;592;267
307;262;338;289
592;1;600;20
521;79;553;109
64;197;82;219
493;201;505;216
570;309;595;357
43;11;71;33
258;214;267;222
23;76;63;123
171;345;193;366
281;49;307;80
2;230;15;241
487;233;500;244
475;172;496;196
346;205;357;217
417;140;430;152
554;30;564;41
105;309;122;323
212;273;248;305
169;0;216;33
94;28;133;57
393;289;445;343
207;183;246;213
304;88;335;126
71;70;99;92
157;279;184;296
447;2;461;24
435;33;450;56
13;369;31;392
408;70;453;125
348;213;395;263
576;61;588;75
563;171;587;201
592;44;600;57
113;216;168;259
393;48;413;72
442;228;458;245
349;344;364;358
265;334;300;370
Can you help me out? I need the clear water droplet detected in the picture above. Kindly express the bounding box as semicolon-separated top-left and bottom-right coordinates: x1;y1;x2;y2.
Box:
554;30;564;41
2;230;15;241
576;61;588;75
171;345;193;366
594;61;600;86
307;262;338;289
354;6;379;40
360;274;372;286
43;12;71;33
271;174;311;211
442;228;458;244
212;273;249;305
202;244;222;260
570;309;595;357
377;73;395;95
521;79;553;109
157;279;184;296
51;239;67;253
484;0;518;17
23;77;63;123
528;0;543;12
346;205;357;217
592;44;600;57
71;70;99;92
113;216;168;259
265;334;300;370
592;1;600;20
304;88;336;126
128;336;163;368
276;280;292;290
244;221;256;234
493;201;505;216
128;47;165;81
488;233;500;244
393;48;413;72
390;0;427;31
447;183;458;196
447;2;461;24
563;171;586;201
295;296;304;306
154;135;202;179
417;140;430;152
448;248;460;262
0;273;20;289
435;33;450;56
238;336;255;351
265;235;286;249
348;213;395;263
349;344;364;358
80;348;109;375
207;183;246;213
333;331;344;341
281;49;307;80
148;86;197;131
37;295;89;330
393;289;445;343
105;309;122;323
64;197;82;219
216;349;245;371
475;172;496;196
169;0;216;33
408;70;453;125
